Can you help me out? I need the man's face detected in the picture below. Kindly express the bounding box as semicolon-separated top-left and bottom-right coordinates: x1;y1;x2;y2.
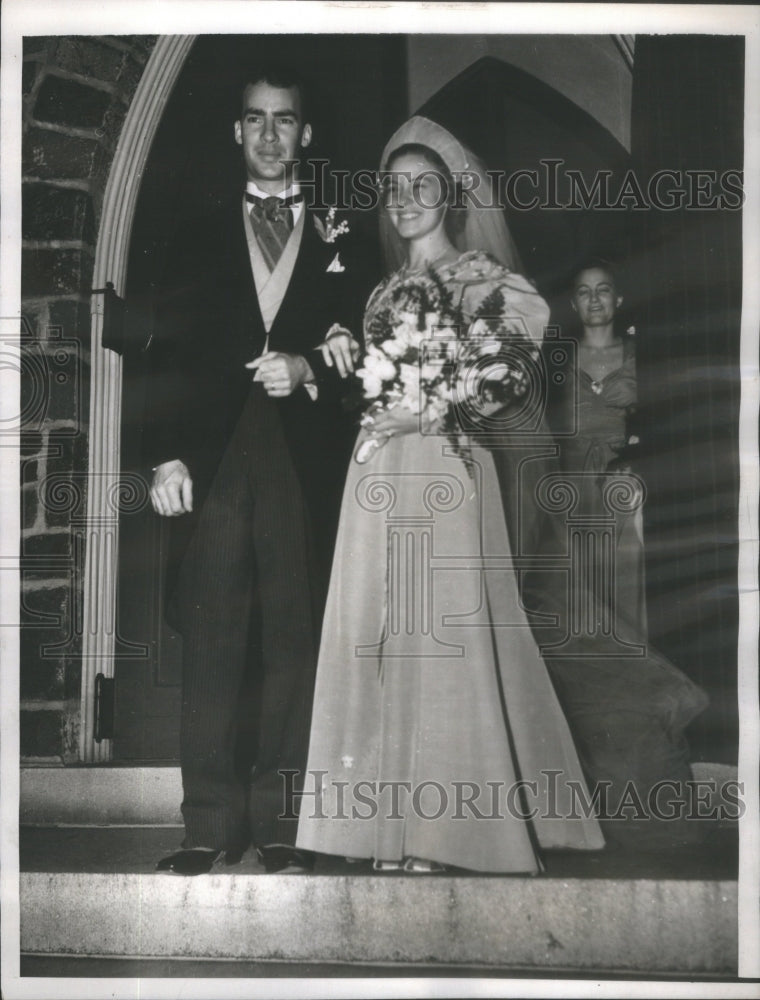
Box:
234;81;311;191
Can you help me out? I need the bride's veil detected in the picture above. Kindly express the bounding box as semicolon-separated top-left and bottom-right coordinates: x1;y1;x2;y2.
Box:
378;115;523;275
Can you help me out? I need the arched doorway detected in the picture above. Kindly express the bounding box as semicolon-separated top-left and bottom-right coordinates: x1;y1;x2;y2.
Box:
81;36;195;762
417;56;634;307
86;42;639;763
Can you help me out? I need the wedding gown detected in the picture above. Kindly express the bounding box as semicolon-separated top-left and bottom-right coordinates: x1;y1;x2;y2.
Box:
296;251;604;872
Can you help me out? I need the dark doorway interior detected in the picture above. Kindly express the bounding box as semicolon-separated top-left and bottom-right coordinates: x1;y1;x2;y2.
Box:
114;34;407;761
418;56;633;304
418;53;741;761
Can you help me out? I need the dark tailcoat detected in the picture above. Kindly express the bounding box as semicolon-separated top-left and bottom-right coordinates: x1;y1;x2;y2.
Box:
144;197;376;851
147;198;372;586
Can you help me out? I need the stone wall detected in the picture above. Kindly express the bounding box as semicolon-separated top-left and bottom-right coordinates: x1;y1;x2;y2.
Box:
20;35;156;761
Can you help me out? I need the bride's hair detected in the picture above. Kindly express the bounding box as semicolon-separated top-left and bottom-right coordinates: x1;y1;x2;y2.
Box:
383;142;467;238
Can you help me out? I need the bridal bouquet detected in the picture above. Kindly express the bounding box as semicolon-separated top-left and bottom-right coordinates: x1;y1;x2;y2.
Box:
354;270;536;464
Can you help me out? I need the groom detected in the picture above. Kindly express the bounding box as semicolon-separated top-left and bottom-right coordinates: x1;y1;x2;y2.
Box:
147;63;373;875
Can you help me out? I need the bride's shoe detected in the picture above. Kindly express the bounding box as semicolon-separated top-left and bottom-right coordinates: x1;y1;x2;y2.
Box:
402;857;446;874
372;858;403;872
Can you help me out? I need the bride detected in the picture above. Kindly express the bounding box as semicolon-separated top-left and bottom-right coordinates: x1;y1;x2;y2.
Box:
295;117;604;873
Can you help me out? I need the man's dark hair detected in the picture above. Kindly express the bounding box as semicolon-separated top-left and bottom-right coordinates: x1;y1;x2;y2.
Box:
238;62;311;123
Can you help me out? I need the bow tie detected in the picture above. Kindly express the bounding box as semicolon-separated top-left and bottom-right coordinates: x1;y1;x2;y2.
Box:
245;192;303;221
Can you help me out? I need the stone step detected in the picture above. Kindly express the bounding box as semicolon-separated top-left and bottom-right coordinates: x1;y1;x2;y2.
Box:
20;766;182;825
19;827;738;975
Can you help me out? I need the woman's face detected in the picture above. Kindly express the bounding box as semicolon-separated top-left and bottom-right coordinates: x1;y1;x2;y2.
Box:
571;268;623;328
383;151;449;243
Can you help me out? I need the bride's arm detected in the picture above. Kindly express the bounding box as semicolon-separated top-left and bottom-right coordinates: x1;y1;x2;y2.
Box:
451;269;550;425
486;270;550;344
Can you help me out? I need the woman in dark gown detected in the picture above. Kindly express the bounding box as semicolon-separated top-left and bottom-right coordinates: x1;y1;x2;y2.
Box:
499;261;709;848
561;262;647;636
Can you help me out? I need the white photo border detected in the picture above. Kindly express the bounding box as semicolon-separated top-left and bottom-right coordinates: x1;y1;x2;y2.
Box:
1;2;758;998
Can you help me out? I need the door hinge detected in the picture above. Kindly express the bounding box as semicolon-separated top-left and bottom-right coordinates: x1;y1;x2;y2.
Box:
91;281;126;355
94;673;115;742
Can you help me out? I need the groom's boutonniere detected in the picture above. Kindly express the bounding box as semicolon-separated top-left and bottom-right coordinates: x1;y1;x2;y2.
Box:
314;206;350;244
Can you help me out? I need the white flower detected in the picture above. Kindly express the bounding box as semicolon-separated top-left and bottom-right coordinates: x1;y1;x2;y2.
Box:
479;361;511;385
380;338;406;359
477;340;502;356
626;326;636;336
364;343;386;364
361;345;396;381
394;320;422;349
358;370;382;398
399;362;420;389
315;207;351;244
420;362;443;382
424;311;441;333
469;318;490;340
427;395;450;421
453;375;469;402
401;392;423;414
374;356;397;381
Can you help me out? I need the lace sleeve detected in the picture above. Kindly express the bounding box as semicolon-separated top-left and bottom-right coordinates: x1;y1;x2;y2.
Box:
458;255;549;345
449;256;549;424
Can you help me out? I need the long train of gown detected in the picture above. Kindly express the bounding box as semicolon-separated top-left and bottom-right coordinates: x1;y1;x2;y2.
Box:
296;428;604;873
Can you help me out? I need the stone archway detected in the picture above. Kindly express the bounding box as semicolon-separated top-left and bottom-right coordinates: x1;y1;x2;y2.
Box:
19;34;196;763
81;36;195;761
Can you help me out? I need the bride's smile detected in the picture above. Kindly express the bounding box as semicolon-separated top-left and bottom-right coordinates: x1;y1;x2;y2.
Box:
384;152;449;245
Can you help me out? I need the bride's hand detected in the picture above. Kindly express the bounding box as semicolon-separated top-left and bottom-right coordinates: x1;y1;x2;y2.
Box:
369;406;424;438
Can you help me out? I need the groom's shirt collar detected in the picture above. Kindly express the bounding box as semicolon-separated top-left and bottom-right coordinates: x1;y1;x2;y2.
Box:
245;180;304;224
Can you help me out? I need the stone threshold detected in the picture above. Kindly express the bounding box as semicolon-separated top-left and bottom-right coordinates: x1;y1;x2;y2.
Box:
18;827;738;974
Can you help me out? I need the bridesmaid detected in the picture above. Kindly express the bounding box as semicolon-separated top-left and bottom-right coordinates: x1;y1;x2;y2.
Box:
561;261;646;636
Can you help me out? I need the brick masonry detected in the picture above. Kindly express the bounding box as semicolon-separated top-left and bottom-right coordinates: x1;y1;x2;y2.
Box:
20;34;157;761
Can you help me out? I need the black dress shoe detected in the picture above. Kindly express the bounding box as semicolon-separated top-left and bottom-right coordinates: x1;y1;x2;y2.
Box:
156;848;225;875
256;844;315;874
224;845;246;866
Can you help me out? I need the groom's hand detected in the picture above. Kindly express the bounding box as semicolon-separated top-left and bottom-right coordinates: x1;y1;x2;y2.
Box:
246;352;314;397
318;325;360;377
151;459;193;517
